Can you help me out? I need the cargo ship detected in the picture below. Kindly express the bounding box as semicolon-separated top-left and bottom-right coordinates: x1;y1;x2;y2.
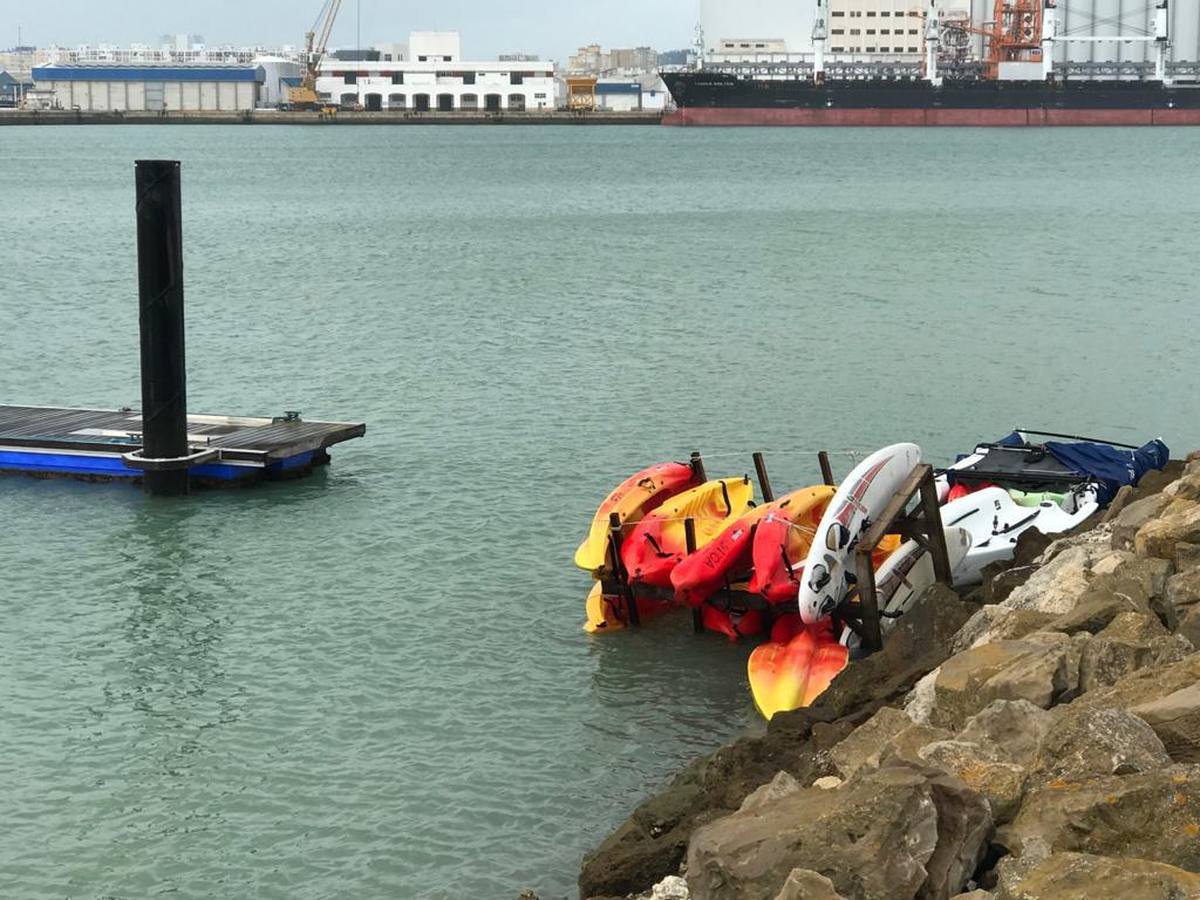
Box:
662;0;1200;126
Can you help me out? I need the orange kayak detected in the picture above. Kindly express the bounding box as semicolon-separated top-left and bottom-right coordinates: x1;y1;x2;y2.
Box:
575;462;698;573
747;615;850;720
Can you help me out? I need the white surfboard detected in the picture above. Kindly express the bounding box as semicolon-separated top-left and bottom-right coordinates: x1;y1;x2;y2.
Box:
941;485;1100;585
798;443;922;625
840;525;973;650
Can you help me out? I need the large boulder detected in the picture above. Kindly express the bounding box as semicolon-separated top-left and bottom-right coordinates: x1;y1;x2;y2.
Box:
955;700;1053;768
929;633;1081;730
981;566;1040;607
829;707;914;780
1136;499;1200;560
1110;492;1173;551
1046;594;1137;636
876;723;956;771
1002;545;1110;616
1074;652;1200;713
1167;466;1200;503
1166;566;1200;614
1077;613;1193;694
686;765;991;900
997;765;1200;872
1174;542;1200;573
1089;555;1175;630
917;741;1027;823
1031;705;1170;784
1131;683;1200;763
1180;606;1200;650
994;852;1200;900
950;608;1058;655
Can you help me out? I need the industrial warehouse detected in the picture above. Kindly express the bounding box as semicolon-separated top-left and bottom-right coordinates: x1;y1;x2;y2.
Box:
29;63;264;112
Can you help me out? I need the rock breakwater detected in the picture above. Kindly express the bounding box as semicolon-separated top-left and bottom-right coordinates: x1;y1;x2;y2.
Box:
578;454;1200;900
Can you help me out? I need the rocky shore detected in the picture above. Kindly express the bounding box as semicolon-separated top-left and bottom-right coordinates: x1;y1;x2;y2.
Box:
575;453;1200;900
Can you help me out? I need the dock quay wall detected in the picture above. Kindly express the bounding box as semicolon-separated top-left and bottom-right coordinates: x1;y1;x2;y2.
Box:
0;109;665;126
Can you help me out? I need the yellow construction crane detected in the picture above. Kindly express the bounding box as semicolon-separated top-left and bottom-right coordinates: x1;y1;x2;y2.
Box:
288;0;344;110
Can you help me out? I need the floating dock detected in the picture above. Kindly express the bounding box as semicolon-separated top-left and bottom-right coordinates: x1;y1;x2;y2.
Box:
0;405;366;487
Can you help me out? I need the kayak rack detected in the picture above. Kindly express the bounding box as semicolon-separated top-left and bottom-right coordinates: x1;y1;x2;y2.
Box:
595;453;953;658
844;463;952;653
597;449;841;638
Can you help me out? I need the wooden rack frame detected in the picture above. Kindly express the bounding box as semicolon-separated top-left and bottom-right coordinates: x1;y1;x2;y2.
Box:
842;463;952;654
598;449;841;634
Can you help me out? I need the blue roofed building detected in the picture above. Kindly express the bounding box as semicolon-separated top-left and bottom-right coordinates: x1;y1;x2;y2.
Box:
595;80;643;112
0;68;33;107
32;63;264;111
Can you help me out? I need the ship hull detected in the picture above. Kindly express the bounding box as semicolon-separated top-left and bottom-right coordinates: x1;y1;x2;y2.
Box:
661;72;1200;126
663;107;1200;126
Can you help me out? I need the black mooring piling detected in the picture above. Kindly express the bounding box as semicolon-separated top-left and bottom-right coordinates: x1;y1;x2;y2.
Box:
135;160;190;496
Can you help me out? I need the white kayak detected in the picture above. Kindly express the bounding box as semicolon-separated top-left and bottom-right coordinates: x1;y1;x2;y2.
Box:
840;525;973;651
799;443;923;625
940;485;1100;585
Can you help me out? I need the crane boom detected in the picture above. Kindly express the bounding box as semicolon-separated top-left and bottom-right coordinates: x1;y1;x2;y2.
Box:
289;0;344;110
305;0;344;89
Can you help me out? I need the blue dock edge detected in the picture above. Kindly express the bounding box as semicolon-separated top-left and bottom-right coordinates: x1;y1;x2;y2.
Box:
0;447;318;483
0;405;366;488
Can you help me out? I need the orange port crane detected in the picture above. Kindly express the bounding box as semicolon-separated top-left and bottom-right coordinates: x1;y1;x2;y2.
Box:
985;0;1048;77
288;0;344;110
935;0;1052;79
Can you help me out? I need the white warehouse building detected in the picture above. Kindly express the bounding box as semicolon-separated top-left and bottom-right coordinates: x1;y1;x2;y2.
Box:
315;32;555;111
31;63;262;111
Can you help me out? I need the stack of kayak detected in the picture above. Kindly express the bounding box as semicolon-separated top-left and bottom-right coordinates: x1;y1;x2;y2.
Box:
576;430;1170;720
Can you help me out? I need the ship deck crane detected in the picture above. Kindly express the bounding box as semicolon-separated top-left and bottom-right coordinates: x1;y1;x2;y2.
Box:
288;0;344;110
937;0;1170;83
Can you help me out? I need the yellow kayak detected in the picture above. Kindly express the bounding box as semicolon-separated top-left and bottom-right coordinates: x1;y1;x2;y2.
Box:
621;477;756;587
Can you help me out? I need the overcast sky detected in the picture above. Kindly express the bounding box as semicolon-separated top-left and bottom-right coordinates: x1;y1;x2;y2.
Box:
5;0;813;61
5;0;692;60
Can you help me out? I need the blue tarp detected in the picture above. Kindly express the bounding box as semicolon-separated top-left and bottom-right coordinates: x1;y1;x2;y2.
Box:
1044;438;1170;505
996;431;1170;504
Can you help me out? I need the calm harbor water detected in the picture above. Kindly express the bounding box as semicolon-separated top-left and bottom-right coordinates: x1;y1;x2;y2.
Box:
1;124;1199;899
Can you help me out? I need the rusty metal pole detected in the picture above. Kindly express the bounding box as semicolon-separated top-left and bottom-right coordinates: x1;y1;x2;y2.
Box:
690;451;707;483
919;468;954;586
855;545;883;653
685;517;703;634
752;452;775;502
608;512;639;627
135;160;189;496
818;451;836;487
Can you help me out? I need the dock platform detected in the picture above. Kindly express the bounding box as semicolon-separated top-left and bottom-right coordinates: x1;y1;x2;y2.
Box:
0;405;366;486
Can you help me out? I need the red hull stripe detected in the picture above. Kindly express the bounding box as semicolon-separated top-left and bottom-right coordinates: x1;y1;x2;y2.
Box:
663;108;1200;127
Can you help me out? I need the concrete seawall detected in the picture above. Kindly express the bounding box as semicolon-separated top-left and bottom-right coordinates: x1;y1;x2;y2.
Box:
0;109;665;126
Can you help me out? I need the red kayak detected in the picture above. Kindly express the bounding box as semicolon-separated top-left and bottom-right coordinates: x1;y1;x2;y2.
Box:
676;489;835;609
700;603;767;642
622;477;755;588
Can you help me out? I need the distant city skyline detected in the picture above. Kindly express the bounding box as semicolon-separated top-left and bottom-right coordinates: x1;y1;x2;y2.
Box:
3;0;727;61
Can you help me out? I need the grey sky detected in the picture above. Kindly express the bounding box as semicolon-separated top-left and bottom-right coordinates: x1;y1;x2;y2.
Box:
5;0;711;61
